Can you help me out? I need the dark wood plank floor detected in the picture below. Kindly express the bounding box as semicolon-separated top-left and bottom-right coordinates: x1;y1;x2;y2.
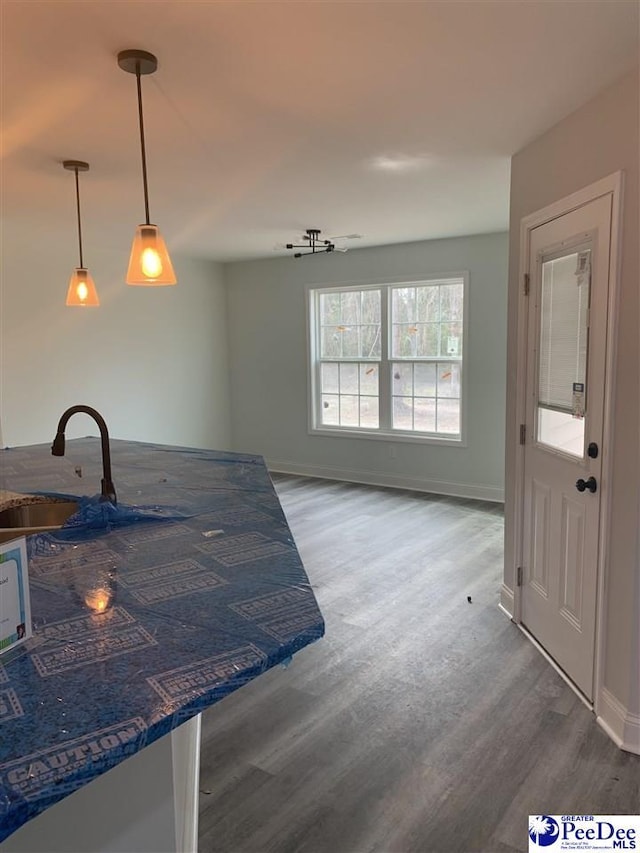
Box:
198;476;639;853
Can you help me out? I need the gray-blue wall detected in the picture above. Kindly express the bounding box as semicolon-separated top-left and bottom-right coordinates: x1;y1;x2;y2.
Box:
224;232;508;501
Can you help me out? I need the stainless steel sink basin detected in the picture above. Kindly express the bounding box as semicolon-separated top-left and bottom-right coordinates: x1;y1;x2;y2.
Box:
0;500;78;543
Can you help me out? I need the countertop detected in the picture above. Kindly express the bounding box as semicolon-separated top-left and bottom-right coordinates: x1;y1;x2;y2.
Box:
0;438;324;843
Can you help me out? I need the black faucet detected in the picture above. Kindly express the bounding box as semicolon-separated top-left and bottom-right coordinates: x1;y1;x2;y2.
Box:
52;405;117;504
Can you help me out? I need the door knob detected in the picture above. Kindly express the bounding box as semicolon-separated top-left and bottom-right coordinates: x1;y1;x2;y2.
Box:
576;476;597;493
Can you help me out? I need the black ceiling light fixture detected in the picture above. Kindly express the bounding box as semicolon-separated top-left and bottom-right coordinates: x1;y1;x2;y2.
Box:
284;229;362;259
287;229;334;258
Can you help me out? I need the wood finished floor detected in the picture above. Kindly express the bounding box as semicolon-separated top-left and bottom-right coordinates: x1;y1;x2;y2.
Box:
198;476;639;853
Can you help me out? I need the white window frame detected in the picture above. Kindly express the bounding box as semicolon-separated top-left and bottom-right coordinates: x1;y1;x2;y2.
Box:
307;273;469;446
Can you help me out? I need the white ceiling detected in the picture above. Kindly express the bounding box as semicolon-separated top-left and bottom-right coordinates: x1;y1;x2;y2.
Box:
2;1;638;262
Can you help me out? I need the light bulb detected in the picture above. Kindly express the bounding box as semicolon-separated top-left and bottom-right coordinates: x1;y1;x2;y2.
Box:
77;281;89;301
85;587;111;613
141;247;163;278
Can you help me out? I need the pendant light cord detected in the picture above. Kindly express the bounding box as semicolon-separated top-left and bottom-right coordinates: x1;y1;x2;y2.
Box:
135;62;151;225
74;167;84;269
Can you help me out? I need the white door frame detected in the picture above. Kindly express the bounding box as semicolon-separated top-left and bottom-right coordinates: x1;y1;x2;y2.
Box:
512;172;623;719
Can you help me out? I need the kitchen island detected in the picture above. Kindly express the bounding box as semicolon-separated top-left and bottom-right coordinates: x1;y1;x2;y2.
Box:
0;438;324;850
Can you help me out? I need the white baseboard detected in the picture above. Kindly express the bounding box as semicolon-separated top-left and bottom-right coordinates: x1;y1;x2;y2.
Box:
597;688;640;755
266;459;504;503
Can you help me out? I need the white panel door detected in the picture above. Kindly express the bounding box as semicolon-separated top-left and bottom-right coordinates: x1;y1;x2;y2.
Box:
521;193;612;701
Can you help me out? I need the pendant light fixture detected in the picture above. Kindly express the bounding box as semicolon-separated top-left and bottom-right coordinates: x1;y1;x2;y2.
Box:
118;49;176;286
63;160;99;307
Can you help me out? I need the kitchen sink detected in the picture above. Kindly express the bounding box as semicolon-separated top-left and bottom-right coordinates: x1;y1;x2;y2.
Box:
0;500;78;543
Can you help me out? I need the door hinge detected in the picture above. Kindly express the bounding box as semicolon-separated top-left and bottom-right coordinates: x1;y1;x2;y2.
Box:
517;566;523;587
524;273;530;296
519;424;526;445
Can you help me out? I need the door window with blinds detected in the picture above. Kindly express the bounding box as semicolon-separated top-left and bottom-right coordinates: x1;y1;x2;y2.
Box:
536;245;591;457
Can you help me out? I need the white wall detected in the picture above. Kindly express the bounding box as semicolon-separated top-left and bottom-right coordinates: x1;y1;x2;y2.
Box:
0;241;230;451
504;68;639;747
224;233;508;501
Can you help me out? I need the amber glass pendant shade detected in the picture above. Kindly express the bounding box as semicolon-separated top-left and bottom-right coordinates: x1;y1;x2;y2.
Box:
66;268;100;306
126;224;176;285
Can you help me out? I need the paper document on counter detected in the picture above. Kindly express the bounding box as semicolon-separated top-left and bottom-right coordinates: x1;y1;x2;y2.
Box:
0;537;32;655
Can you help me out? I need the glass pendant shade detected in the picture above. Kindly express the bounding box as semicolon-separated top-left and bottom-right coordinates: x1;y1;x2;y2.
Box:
63;160;98;307
126;224;176;285
66;268;99;307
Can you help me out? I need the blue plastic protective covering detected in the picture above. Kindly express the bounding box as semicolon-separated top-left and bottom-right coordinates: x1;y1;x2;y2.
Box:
41;494;188;539
0;439;324;843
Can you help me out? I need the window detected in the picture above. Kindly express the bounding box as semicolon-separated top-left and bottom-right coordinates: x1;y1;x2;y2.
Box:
536;247;590;457
309;276;466;442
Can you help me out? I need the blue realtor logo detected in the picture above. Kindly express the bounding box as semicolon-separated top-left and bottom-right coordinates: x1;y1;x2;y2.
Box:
529;816;560;847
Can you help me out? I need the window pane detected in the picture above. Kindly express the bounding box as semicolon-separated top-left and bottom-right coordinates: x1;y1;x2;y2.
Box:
417;323;440;357
537;251;588;457
437;399;460;434
392;287;415;323
321;327;341;358
440;322;462;357
360;397;379;428
340;395;359;427
437;363;460;398
340;363;359;394
393;397;413;430
320;293;340;326
320;292;341;325
392;324;417;358
416;286;440;322
538;252;588;414
361;324;381;358
360;363;378;395
362;290;381;324
321;363;339;394
440;284;464;321
321;395;339;425
538;408;584;457
414;398;436;432
341;291;361;325
341;326;359;357
414;363;436;397
392;363;413;396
